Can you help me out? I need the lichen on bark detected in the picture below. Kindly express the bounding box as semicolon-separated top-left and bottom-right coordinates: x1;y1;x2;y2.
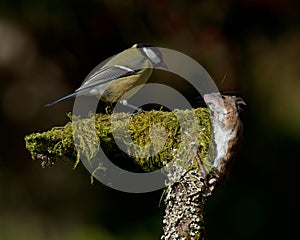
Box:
24;105;239;240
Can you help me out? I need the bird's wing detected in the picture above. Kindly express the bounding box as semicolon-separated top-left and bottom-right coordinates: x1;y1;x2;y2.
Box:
45;65;139;106
76;65;141;92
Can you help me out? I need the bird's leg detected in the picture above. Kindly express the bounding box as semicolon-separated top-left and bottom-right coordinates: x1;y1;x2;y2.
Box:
119;99;146;114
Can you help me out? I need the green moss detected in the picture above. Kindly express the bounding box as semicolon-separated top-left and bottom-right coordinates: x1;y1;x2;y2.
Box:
24;108;212;172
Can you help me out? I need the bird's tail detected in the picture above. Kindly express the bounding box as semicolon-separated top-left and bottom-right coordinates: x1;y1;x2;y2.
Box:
45;92;78;106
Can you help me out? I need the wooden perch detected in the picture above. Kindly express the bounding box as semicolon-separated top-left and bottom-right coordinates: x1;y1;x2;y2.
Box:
161;93;244;240
24;95;243;240
25;109;212;171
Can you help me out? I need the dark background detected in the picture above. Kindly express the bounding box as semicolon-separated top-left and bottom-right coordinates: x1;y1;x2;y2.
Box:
1;0;300;239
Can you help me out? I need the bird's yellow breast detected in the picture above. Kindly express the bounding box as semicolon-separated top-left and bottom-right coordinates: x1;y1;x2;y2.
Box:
101;61;153;103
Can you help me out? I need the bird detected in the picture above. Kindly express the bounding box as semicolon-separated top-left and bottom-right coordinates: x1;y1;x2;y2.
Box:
46;43;167;107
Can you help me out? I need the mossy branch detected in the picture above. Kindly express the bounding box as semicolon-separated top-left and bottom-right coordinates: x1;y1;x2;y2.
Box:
25;108;212;171
24;108;226;240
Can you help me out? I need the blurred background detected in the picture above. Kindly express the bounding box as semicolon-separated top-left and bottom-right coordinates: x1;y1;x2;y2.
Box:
1;0;300;239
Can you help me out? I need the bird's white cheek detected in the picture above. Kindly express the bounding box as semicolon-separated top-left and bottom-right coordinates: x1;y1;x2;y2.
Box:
143;47;160;64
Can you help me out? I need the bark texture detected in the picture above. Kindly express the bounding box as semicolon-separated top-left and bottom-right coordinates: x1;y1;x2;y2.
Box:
161;93;244;240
